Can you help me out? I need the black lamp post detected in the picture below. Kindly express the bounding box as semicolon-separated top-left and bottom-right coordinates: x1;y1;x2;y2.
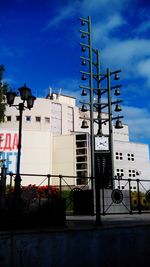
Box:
6;84;36;198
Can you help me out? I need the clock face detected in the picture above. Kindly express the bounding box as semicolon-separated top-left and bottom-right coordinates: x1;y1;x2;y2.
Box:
95;136;109;151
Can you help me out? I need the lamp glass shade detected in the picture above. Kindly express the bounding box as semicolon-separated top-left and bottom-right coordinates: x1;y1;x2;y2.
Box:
6;91;16;106
27;95;36;109
19;84;31;101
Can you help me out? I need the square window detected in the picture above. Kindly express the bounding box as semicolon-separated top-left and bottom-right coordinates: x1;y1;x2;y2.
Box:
25;116;31;122
45;117;50;123
16;116;20;121
120;157;123;160
116;156;119;159
7;116;11;121
35;116;41;122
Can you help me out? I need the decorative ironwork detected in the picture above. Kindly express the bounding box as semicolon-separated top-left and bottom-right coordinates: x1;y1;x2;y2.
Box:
70;187;82;201
111;189;123;204
146;190;150;203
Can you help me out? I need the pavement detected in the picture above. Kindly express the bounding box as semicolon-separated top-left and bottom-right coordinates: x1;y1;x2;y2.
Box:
66;213;150;230
0;213;150;233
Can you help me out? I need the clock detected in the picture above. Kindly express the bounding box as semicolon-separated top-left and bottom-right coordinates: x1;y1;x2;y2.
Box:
94;136;109;151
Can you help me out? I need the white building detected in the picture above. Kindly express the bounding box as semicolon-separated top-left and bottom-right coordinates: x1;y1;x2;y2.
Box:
0;92;150;190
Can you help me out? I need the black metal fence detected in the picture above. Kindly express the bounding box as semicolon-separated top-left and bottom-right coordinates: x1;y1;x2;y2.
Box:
1;170;150;218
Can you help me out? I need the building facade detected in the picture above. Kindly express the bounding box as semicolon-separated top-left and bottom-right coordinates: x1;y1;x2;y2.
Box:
0;92;150;189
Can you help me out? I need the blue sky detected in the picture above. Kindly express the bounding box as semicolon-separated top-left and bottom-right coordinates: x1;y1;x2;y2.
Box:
1;0;150;150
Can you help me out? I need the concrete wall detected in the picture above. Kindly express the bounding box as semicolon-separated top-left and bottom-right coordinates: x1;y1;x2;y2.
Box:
0;225;150;267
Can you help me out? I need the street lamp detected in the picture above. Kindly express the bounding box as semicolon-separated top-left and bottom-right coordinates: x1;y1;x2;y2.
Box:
6;84;36;199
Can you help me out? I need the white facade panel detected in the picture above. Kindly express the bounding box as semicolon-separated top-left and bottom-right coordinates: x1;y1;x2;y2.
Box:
114;140;150;190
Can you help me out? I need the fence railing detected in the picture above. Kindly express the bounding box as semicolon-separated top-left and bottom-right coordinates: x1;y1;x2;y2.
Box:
1;171;150;217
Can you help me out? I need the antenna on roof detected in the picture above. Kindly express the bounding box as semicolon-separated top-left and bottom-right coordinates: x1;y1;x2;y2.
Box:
56;88;62;99
48;86;54;100
59;88;62;95
49;87;52;95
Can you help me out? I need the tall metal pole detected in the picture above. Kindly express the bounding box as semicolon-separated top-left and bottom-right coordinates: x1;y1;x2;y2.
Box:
107;68;114;188
95;49;102;224
14;103;24;195
88;16;95;191
97;49;102;135
88;17;101;224
0;164;7;210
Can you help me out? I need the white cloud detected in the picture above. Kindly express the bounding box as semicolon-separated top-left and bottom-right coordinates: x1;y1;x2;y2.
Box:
47;77;80;99
102;39;150;66
80;0;128;16
124;106;149;119
92;14;126;45
135;20;150;34
43;0;128;31
43;5;75;30
123;106;150;139
136;58;150;86
99;38;150;82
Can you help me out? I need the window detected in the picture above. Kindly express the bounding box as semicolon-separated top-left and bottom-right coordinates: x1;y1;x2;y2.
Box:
127;153;135;161
76;148;87;155
6;116;11;122
67;106;74;132
76;133;89;185
115;152;123;160
76;155;87;162
35;116;41;122
128;169;136;177
16;116;20;121
116;168;124;178
45;117;50;123
76;163;88;169
25;116;31;122
51;103;62;134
